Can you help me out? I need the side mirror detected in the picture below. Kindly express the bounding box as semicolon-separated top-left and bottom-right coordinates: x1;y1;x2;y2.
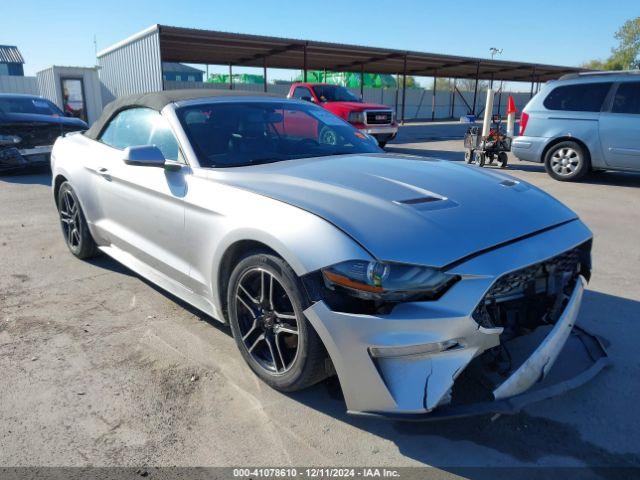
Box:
123;145;165;167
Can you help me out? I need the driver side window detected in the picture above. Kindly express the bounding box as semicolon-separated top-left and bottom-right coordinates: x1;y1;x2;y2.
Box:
99;108;181;161
292;87;312;100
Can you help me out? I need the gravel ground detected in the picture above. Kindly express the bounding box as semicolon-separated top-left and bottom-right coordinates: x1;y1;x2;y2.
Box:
1;123;639;478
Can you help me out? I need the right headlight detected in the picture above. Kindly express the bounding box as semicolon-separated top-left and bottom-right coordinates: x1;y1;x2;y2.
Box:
322;260;459;302
347;111;365;124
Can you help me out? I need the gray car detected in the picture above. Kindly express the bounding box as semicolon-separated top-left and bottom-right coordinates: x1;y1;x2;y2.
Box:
512;71;640;181
50;90;607;418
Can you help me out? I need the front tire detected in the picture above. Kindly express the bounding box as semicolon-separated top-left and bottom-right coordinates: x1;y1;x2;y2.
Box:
474;151;485;167
227;253;328;392
544;141;590;181
57;182;99;259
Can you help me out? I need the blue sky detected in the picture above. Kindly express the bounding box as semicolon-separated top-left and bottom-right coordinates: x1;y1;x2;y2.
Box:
2;0;637;83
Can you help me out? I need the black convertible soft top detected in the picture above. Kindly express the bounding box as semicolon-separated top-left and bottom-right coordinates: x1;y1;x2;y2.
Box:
84;89;275;140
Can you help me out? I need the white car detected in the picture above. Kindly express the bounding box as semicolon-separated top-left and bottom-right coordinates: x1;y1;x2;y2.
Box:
51;89;608;418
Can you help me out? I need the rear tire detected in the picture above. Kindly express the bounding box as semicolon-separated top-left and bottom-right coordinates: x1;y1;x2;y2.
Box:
57;182;99;259
497;151;508;168
544;141;590;181
464;149;473;163
227;252;328;392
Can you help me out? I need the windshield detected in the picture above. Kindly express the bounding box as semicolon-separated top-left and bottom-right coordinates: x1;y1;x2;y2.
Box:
0;96;64;116
311;85;362;103
176;101;381;168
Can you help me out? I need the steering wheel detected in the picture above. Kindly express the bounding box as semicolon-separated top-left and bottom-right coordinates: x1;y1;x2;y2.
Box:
318;126;338;146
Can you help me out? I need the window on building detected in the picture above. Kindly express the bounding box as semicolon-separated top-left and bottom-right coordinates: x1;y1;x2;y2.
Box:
188;75;195;82
175;75;182;82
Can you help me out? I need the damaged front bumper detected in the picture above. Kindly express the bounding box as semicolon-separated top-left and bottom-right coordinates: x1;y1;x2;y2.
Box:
0;146;52;173
303;220;609;419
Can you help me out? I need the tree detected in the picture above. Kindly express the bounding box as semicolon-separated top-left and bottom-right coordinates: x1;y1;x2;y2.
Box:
611;17;640;69
583;17;640;70
430;77;490;92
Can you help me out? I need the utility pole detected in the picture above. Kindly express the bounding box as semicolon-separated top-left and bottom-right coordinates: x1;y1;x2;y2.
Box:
489;47;503;60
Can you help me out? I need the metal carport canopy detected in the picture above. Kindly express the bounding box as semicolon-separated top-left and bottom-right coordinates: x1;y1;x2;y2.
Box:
155;24;585;82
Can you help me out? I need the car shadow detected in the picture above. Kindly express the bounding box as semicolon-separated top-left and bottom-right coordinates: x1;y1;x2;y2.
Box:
284;289;640;476
0;170;52;186
86;254;232;336
385;146;465;162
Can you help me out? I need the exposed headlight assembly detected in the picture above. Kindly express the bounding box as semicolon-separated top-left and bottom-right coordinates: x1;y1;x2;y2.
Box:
322;260;459;302
0;134;22;146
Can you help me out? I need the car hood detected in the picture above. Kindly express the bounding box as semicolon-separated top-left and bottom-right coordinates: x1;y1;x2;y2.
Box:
326;101;390;111
0;112;87;128
215;154;578;268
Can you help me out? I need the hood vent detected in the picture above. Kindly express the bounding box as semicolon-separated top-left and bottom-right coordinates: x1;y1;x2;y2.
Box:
500;179;519;187
396;196;442;205
394;195;458;212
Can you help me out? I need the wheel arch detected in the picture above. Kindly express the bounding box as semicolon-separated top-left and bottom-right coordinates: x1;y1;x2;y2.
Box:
53;174;68;206
217;239;280;322
542;137;592;168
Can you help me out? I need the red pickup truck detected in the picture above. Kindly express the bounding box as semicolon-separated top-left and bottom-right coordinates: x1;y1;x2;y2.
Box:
287;83;398;147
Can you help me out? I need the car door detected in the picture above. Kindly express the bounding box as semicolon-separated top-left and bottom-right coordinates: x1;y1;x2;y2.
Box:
599;81;640;170
95;107;191;285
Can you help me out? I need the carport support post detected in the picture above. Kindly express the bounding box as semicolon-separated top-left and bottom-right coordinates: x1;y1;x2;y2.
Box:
431;71;437;121
263;57;267;93
450;78;456;118
471;62;480;116
529;68;536;99
401;55;407;125
360;64;364;97
229;63;233;90
395;75;399;114
303;44;308;82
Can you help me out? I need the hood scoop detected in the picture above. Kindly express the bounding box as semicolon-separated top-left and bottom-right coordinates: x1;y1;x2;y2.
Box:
396;196;442;205
394;195;459;212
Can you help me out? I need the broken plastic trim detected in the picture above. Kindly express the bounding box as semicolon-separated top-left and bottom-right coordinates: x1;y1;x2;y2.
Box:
349;326;609;422
369;339;461;359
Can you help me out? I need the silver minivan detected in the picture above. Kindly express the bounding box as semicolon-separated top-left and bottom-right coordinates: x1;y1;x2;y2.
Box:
512;71;640;181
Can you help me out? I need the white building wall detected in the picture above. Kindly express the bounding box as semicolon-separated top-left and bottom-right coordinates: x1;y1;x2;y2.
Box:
97;26;163;104
0;75;38;95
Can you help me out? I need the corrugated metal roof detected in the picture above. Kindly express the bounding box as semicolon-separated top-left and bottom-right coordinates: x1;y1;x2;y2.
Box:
0;45;25;64
151;25;587;81
98;25;587;82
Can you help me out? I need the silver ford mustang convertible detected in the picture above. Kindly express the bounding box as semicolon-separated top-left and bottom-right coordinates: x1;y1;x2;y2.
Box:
51;90;608;418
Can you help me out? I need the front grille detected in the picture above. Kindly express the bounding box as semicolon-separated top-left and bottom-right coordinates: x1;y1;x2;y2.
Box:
473;244;589;329
365;111;393;125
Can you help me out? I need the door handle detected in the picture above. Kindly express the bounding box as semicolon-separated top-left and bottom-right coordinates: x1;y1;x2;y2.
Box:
97;167;112;180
